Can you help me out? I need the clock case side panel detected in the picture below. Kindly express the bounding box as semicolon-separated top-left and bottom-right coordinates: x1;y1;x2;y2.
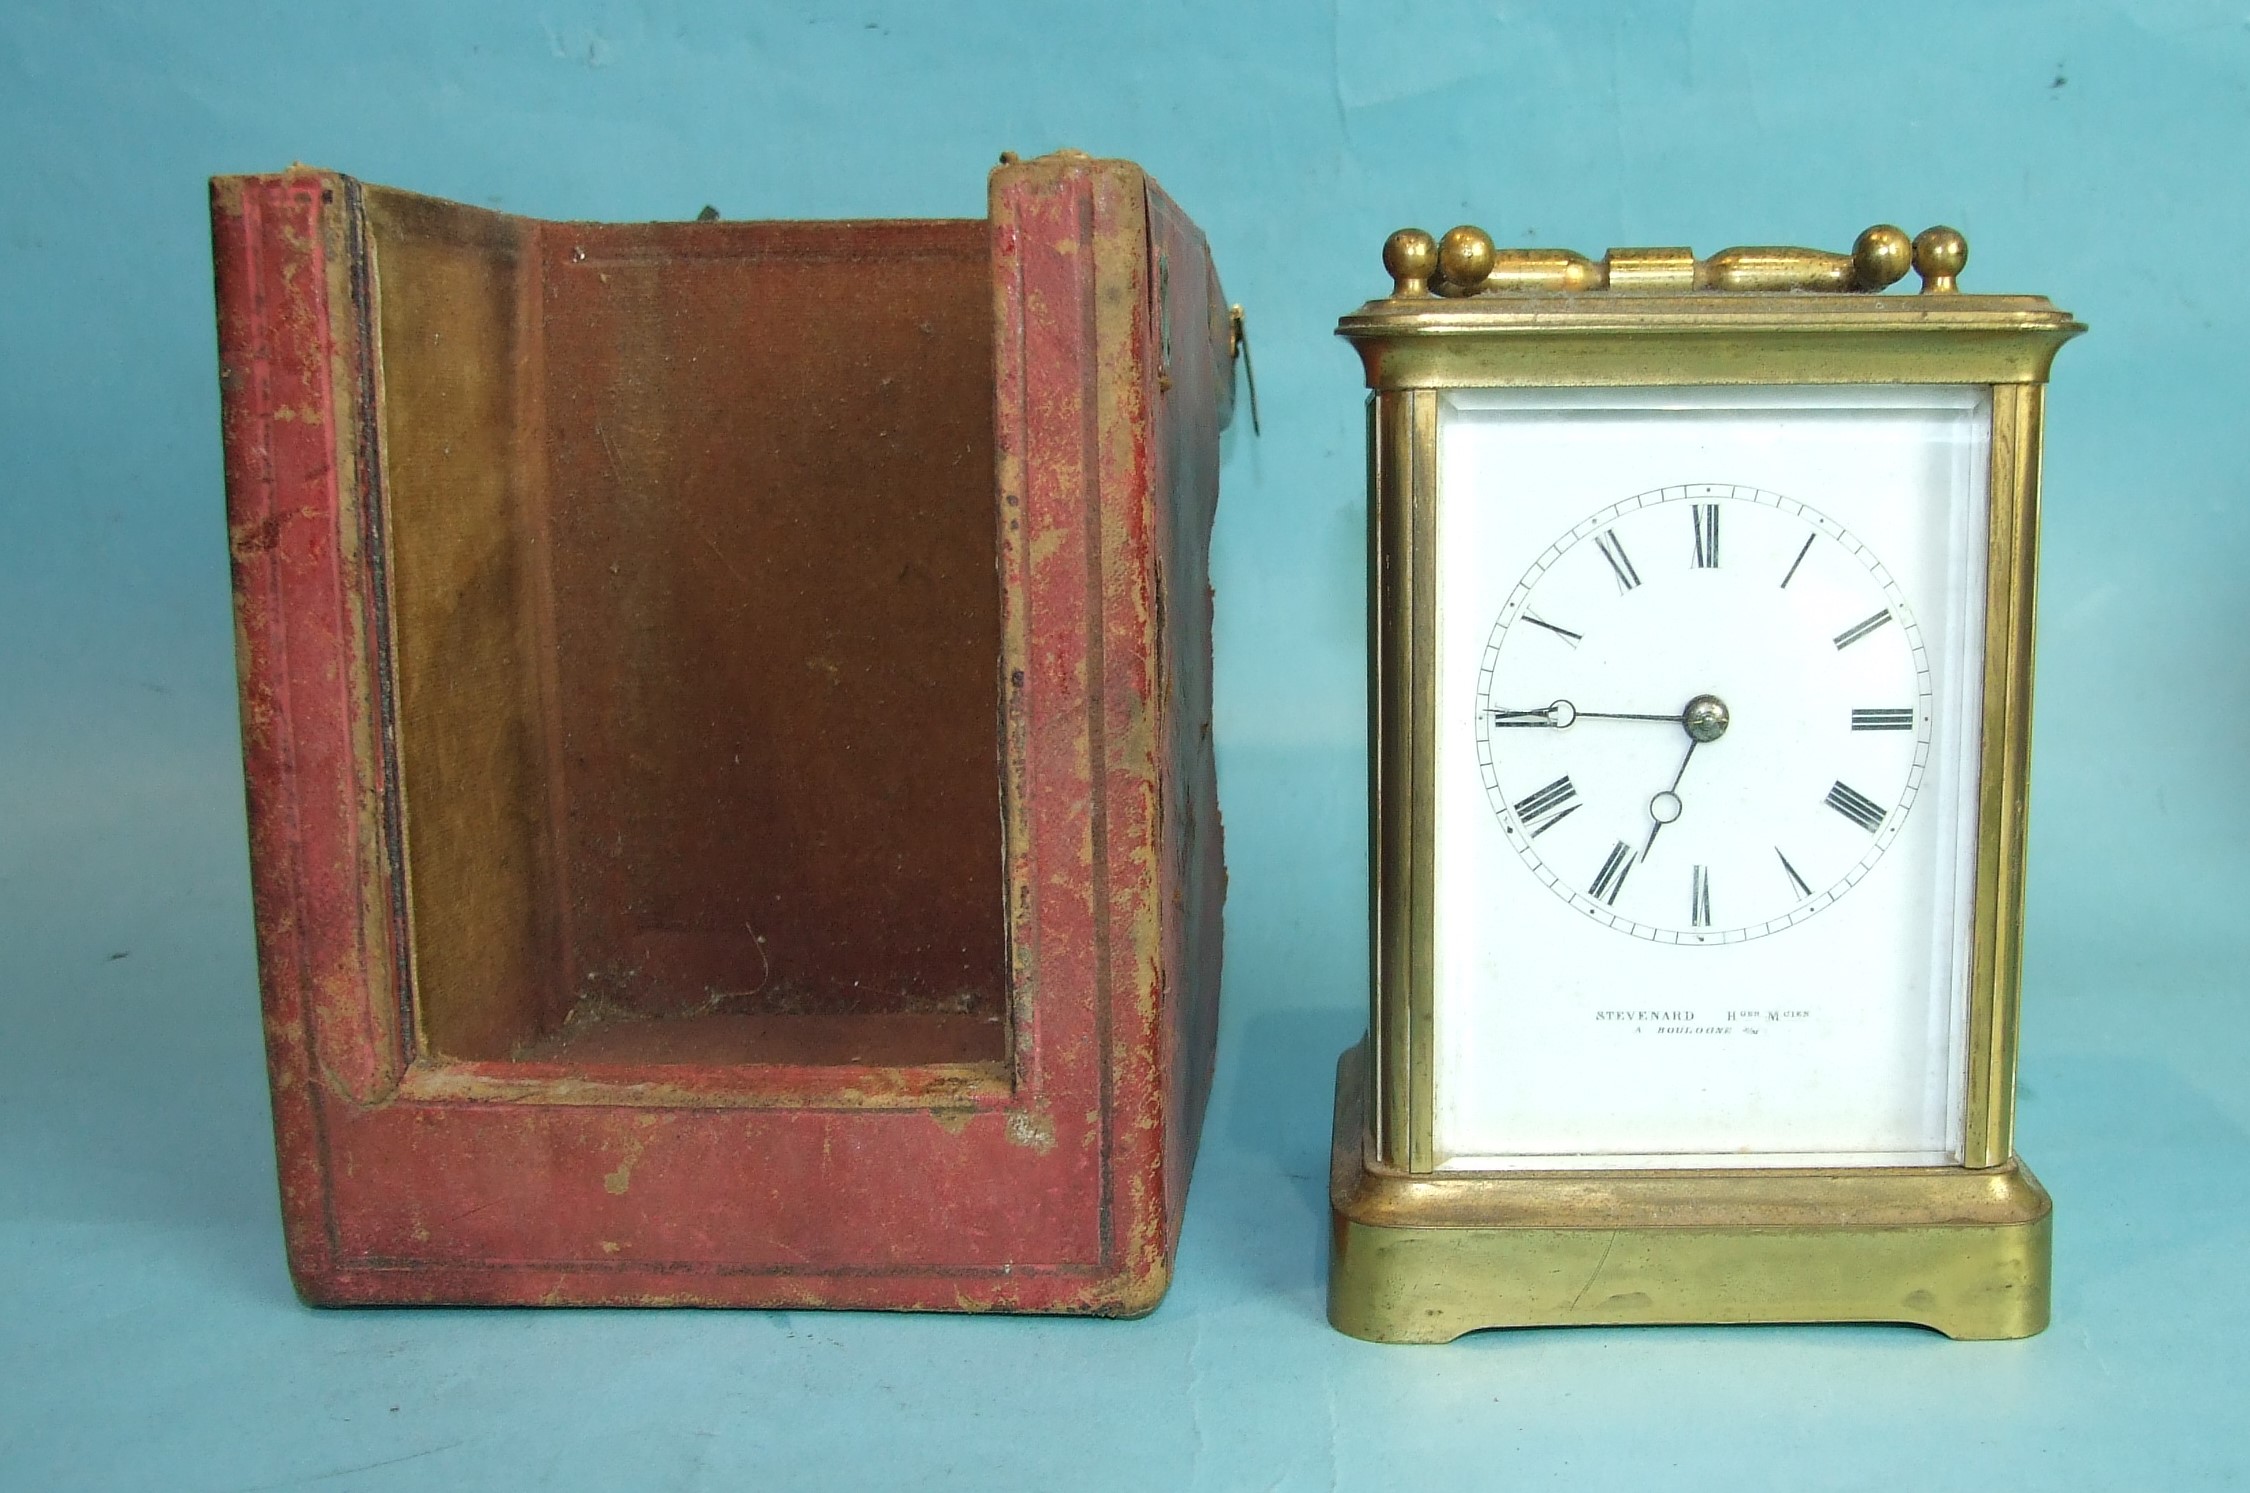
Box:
1137;176;1232;1257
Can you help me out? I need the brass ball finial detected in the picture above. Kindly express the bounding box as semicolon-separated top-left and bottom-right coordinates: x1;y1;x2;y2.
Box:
1383;228;1438;298
1435;225;1496;296
1851;225;1914;291
1914;226;1968;294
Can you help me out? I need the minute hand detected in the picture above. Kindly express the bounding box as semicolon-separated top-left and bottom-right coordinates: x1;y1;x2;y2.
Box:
1488;700;1683;729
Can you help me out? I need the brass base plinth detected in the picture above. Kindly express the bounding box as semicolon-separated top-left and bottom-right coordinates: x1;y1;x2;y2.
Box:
1327;1045;2051;1344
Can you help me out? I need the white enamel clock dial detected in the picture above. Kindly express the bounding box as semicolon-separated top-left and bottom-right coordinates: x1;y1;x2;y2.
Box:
1431;387;1992;1171
1473;485;1930;944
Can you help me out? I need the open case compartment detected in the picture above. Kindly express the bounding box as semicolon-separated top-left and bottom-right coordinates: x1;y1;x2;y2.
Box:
214;152;1230;1310
373;195;1010;1079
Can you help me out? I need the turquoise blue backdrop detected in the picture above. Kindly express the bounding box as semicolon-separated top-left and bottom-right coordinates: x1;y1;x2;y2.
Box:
4;2;2244;1487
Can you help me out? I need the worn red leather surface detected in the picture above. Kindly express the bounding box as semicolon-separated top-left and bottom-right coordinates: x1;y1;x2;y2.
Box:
212;154;1228;1311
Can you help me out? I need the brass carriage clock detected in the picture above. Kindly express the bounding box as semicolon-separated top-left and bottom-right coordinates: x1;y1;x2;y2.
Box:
1331;224;2081;1341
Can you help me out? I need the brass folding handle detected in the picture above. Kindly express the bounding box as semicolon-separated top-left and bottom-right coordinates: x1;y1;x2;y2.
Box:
1381;224;1969;298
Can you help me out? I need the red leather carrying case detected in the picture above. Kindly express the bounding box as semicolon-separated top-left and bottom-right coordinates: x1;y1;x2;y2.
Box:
211;152;1229;1311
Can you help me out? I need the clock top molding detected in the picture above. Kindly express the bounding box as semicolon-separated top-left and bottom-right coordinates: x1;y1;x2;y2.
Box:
1338;223;2082;388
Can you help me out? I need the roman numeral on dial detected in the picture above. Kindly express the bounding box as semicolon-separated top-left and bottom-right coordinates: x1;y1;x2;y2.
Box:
1825;780;1887;832
1691;504;1720;568
1780;534;1815;589
1833;610;1894;649
1511;776;1581;838
1690;865;1712;927
1594;530;1642;593
1523;611;1582;645
1852;707;1915;731
1590;841;1635;905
